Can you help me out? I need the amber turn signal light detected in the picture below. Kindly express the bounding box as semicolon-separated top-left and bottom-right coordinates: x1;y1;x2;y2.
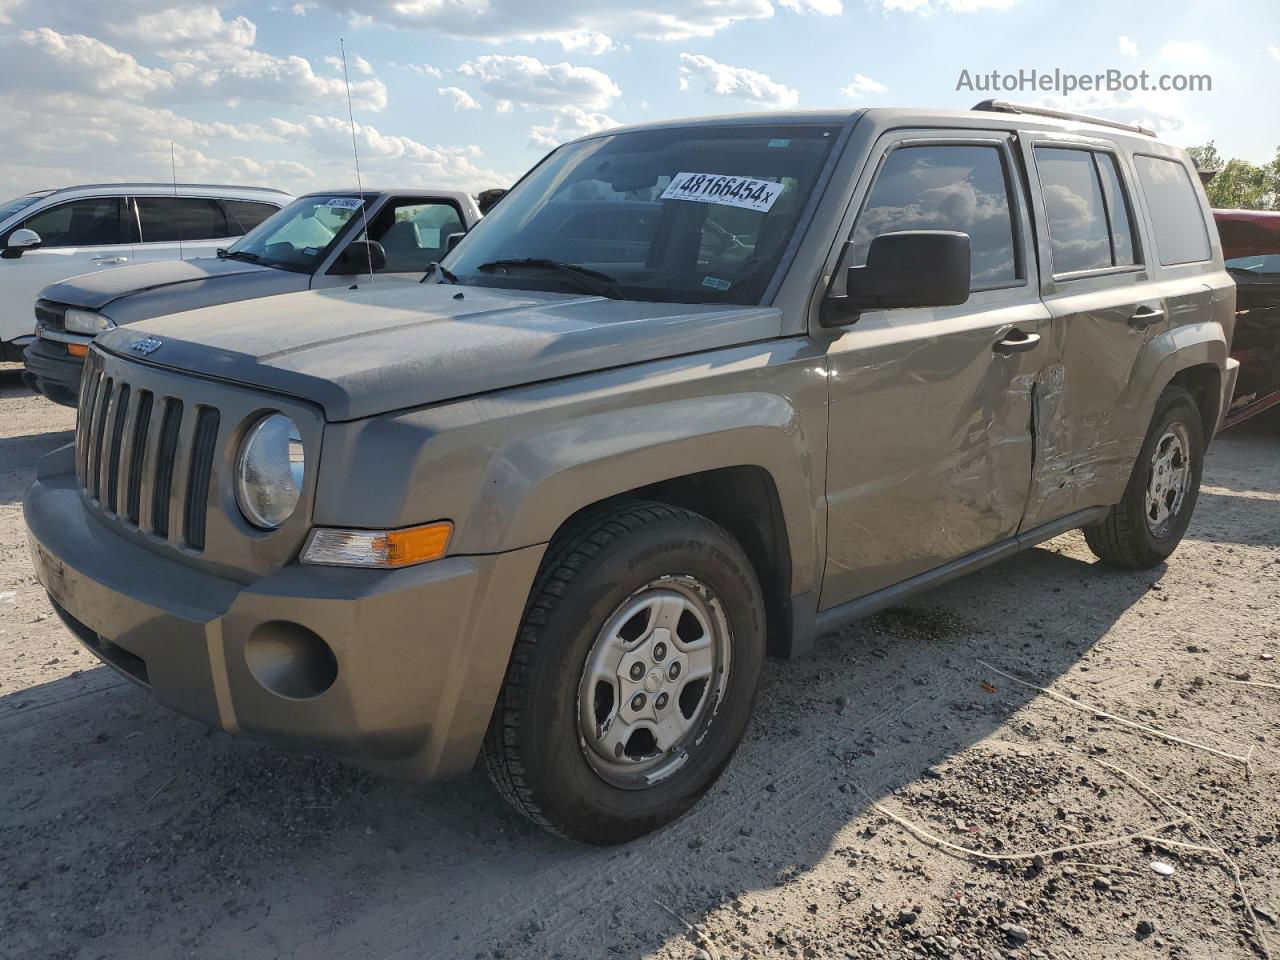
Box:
301;521;453;568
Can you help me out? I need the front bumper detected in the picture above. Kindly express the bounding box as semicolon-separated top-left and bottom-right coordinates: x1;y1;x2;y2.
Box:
22;337;84;406
25;444;545;781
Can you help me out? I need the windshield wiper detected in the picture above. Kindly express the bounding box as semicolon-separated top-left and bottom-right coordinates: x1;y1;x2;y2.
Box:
421;261;458;284
475;258;622;299
221;250;264;264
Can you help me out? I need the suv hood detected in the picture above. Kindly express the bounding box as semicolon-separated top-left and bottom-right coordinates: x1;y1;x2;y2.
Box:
41;257;278;310
95;283;784;421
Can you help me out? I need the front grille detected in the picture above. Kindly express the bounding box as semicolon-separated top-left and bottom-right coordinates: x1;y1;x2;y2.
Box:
76;351;219;552
34;301;65;332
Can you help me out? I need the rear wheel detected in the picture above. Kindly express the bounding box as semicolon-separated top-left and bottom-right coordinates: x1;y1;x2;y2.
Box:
482;501;765;844
1084;385;1204;569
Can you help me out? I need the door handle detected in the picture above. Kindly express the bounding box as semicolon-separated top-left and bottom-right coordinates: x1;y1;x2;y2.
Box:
92;256;128;264
993;330;1041;355
1128;305;1164;329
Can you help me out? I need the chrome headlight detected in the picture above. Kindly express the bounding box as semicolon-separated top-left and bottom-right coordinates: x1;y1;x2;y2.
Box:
63;309;113;335
235;413;304;529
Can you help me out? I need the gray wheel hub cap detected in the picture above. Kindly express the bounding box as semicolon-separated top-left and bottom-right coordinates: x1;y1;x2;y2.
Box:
577;575;731;788
1146;421;1191;537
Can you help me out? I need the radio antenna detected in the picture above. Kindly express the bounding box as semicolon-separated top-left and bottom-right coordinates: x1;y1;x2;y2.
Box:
340;38;374;282
169;140;184;260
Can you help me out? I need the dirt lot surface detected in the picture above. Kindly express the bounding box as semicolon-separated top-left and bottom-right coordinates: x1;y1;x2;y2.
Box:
2;364;1278;960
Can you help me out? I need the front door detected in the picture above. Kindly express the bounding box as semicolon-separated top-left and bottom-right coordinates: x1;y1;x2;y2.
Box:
0;196;134;346
819;132;1048;609
314;196;468;288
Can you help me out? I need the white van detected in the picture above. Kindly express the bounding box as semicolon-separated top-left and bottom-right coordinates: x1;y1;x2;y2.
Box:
0;183;290;361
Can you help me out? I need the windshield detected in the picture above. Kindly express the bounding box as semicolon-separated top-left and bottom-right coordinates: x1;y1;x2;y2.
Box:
1227;254;1280;277
443;124;839;304
226;194;369;272
0;191;53;224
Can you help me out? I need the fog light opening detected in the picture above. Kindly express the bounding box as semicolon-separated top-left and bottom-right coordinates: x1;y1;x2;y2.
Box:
245;621;337;700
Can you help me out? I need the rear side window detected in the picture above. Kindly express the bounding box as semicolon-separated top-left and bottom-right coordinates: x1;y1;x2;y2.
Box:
135;197;230;243
1034;147;1140;275
221;200;279;236
22;198;125;247
1095;154;1137;267
853;143;1020;288
1134;155;1211;265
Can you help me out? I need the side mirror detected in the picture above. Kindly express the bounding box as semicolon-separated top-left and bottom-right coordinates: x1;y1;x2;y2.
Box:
444;231;466;254
824;230;971;325
3;228;42;259
332;240;386;274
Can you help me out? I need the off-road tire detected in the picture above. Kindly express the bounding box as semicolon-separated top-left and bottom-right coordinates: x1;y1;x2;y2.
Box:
481;500;766;845
1084;385;1205;569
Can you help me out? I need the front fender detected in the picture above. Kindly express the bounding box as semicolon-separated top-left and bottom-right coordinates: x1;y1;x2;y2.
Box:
314;339;829;598
477;390;821;591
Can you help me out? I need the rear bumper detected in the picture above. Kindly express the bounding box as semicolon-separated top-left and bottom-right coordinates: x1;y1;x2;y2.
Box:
22;337;84;405
24;445;544;781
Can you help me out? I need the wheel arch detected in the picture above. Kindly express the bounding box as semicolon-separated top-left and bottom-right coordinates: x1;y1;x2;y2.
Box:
1131;322;1228;442
552;465;802;659
1167;363;1223;442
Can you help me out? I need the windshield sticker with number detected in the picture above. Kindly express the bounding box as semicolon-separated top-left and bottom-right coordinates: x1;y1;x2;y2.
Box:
660;173;784;213
325;198;363;210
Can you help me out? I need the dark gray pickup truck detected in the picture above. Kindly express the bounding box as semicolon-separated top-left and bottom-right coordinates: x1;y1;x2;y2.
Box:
26;103;1236;844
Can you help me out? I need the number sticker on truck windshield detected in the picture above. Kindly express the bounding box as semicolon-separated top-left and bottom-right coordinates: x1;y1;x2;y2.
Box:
325;198;363;210
660;173;784;213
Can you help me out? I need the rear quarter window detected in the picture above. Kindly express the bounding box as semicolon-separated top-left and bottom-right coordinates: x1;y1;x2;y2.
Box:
1133;155;1211;265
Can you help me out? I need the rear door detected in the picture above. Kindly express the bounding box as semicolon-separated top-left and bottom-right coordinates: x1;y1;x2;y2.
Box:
129;195;237;265
0;196;133;344
1017;135;1172;528
819;130;1050;607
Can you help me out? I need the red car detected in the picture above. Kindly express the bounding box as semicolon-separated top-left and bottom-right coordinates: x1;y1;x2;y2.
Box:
1216;209;1280;427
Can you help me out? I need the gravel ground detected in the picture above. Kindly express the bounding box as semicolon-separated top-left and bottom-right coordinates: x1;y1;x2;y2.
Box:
1;364;1278;960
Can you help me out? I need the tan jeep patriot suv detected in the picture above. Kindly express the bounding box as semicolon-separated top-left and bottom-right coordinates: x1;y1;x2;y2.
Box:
25;101;1238;844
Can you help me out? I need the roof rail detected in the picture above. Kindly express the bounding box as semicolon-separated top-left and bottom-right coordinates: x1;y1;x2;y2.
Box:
971;99;1156;137
46;182;292;196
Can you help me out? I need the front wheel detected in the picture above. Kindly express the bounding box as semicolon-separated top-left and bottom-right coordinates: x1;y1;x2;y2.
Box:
481;501;766;844
1084;385;1205;569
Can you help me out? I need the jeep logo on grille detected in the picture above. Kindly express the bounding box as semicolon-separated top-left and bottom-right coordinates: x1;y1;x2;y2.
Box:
131;336;162;356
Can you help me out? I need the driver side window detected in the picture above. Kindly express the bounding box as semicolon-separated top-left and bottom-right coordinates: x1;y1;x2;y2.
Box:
22;198;126;248
361;200;464;273
852;143;1020;289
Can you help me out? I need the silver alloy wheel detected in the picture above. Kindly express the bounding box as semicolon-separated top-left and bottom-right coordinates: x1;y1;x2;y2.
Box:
577;575;732;788
1146;421;1192;536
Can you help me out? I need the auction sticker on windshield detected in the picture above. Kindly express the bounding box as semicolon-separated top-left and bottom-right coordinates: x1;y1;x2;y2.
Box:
325;198;363;210
660;173;784;213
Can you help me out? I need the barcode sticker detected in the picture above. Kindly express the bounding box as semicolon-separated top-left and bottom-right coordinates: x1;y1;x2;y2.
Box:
325;198;363;209
660;172;784;213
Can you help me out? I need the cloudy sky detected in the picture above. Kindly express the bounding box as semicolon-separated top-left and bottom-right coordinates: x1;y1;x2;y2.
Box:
1;0;1276;198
